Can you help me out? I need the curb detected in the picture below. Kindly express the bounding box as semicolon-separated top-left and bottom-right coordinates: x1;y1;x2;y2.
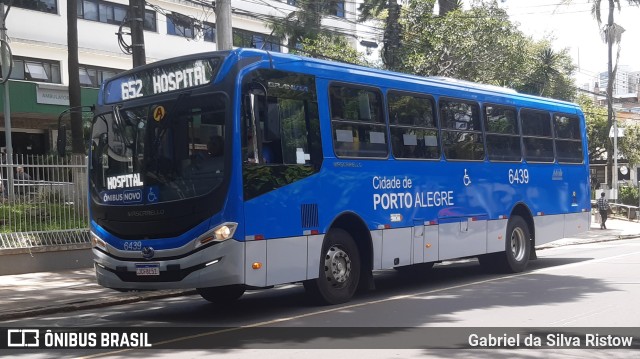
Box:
536;234;640;250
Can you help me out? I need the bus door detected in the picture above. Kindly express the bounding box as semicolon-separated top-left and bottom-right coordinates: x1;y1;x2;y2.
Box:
240;69;322;287
438;215;488;261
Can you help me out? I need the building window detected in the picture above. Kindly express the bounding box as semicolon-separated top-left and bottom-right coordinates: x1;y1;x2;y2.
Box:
167;13;194;38
203;22;216;43
79;65;122;88
78;0;157;32
9;57;61;84
233;28;281;52
328;1;345;18
13;0;57;14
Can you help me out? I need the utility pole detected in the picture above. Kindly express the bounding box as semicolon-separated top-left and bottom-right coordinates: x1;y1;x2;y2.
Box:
130;0;146;67
215;0;233;50
0;3;14;202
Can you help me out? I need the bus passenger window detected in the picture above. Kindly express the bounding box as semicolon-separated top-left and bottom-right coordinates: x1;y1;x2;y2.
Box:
330;85;387;158
554;114;583;163
521;109;554;162
440;99;484;161
484;105;521;162
388;92;439;160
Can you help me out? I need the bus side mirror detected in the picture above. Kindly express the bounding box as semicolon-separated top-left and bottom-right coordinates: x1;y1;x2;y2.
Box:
57;124;67;157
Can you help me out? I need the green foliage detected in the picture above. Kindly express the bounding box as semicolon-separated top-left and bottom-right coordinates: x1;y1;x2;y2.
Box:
357;0;578;102
0;203;86;233
267;0;344;50
292;35;372;66
517;42;577;101
618;186;639;206
576;94;609;163
618;123;640;167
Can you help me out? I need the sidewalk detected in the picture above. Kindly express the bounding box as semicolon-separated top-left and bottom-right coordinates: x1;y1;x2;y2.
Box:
1;217;639;321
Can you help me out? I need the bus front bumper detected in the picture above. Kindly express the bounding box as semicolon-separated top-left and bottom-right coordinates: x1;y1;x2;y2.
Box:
93;238;245;290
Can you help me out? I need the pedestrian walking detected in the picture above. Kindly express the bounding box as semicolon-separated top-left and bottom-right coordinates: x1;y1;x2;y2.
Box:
597;192;610;229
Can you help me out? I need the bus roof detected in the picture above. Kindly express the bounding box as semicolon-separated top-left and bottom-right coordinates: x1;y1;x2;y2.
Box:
242;48;580;111
102;48;581;113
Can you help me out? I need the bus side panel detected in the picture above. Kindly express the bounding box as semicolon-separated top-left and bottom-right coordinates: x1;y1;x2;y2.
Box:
381;227;412;268
486;218;508;254
564;212;590;238
307;234;324;280
412;222;425;265
245;240;267;287
266;236;309;286
438;218;487;260
372;230;383;270
423;224;439;263
534;215;564;246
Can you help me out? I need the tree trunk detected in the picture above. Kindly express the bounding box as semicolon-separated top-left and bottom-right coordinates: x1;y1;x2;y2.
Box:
382;0;401;70
67;0;84;154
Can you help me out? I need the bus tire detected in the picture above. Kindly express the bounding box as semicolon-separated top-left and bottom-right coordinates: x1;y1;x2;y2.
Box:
304;228;361;305
197;285;245;304
480;216;530;273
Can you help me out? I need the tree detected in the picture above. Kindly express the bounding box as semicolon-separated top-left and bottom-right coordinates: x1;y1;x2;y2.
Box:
618;124;640;168
268;0;332;50
357;0;461;70
576;94;608;163
291;35;371;66
518;42;576;101
67;0;84;154
566;0;640;188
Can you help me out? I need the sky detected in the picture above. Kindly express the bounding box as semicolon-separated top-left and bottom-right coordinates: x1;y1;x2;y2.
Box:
500;0;640;86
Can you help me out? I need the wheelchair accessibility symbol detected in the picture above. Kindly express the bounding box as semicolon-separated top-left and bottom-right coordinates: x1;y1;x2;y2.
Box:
147;187;158;203
463;169;471;187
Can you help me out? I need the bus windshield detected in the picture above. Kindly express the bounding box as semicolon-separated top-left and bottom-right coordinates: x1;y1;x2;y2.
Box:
90;92;227;205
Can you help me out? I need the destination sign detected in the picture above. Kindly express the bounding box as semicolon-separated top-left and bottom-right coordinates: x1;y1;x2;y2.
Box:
103;58;219;104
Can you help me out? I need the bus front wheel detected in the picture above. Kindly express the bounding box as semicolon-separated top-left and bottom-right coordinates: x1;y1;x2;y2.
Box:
479;215;531;273
304;228;361;305
197;285;245;304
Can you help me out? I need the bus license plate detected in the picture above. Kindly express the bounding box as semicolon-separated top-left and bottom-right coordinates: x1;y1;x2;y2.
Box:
135;263;160;276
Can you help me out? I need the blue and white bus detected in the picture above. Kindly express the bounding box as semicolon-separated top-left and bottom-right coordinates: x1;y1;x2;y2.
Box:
83;48;590;305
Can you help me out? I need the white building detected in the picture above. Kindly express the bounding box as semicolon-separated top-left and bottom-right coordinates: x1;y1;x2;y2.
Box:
0;0;381;155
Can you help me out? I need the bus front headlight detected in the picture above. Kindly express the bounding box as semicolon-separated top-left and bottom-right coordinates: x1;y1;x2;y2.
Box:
90;231;107;251
195;222;238;248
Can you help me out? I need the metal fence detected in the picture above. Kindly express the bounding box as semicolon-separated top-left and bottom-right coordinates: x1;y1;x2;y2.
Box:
0;154;90;249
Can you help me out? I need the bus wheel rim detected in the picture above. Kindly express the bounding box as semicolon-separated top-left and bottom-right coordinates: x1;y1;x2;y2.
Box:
510;227;526;262
324;245;351;287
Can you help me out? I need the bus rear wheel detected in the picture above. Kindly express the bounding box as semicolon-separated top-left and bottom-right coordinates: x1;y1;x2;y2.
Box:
304;228;361;305
197;285;245;304
479;215;531;273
